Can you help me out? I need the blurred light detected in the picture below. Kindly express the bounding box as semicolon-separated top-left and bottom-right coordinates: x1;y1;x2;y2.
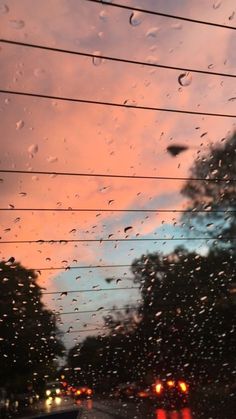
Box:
181;408;193;419
155;383;162;394
56;388;61;395
76;390;81;395
55;397;61;405
87;399;93;410
46;397;52;406
46;390;51;396
167;380;175;387
87;389;92;395
179;382;187;392
156;409;167;419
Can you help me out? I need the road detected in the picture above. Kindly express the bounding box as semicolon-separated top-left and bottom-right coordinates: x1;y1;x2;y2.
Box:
13;395;235;419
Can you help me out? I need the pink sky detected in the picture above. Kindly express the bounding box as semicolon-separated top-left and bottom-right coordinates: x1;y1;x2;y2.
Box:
0;0;235;346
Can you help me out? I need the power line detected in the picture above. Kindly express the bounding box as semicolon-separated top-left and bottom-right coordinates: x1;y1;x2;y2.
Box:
1;39;235;79
0;168;235;182
64;327;109;334
86;0;236;31
42;287;140;295
0;207;235;214
0;237;233;246
1;90;235;118
4;264;132;272
55;307;135;316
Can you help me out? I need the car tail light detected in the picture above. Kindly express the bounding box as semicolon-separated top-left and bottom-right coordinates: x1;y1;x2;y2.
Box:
179;382;187;392
155;383;162;394
167;380;175;387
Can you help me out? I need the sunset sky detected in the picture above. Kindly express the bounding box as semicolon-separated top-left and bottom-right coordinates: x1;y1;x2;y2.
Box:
0;0;235;348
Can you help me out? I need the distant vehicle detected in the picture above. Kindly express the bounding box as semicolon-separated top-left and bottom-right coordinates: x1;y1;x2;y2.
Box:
45;381;63;399
137;379;189;407
73;386;93;399
113;382;138;400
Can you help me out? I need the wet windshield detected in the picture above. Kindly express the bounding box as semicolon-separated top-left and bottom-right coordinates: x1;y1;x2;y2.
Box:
0;1;235;418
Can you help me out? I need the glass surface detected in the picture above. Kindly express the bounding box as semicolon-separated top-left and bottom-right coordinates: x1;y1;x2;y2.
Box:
0;1;235;417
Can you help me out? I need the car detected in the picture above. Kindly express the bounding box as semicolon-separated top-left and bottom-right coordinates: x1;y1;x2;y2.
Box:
113;383;138;400
73;386;93;399
137;379;189;408
45;381;63;399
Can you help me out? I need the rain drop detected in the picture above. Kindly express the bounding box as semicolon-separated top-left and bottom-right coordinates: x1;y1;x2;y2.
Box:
213;1;221;9
99;10;108;20
0;4;9;14
16;120;24;130
9;19;25;29
47;156;58;163
33;68;45;77
145;27;159;38
92;51;102;66
28;144;38;155
171;22;182;30
124;226;133;234
178;72;192;87
129;11;143;26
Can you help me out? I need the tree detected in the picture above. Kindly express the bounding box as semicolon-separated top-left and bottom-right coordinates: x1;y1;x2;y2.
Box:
181;132;236;244
0;260;65;394
130;248;235;382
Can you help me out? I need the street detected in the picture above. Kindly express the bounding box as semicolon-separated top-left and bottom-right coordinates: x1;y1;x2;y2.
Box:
14;395;235;419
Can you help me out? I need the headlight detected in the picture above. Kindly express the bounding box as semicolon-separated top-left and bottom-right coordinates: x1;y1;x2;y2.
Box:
56;389;61;395
55;397;61;405
46;390;51;396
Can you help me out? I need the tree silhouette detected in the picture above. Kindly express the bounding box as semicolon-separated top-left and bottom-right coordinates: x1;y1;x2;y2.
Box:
181;132;236;244
0;261;65;394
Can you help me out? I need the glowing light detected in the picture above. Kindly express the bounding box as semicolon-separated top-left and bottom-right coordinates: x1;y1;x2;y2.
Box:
55;397;61;405
155;383;162;394
76;390;82;395
179;381;187;392
87;389;92;395
45;397;52;406
181;408;193;419
167;380;175;387
46;390;51;396
156;409;167;419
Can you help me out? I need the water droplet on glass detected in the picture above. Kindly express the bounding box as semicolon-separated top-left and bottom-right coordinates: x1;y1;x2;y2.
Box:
47;156;58;163
0;4;9;14
99;10;108;20
228;97;236;102
145;27;159;38
16;120;24;130
167;144;188;156
33;68;45;77
229;11;235;20
28;144;38;155
178;72;192;87
9;19;25;29
213;1;221;9
129;11;143;26
146;55;159;64
124;226;133;234
92;51;102;66
171;22;182;30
